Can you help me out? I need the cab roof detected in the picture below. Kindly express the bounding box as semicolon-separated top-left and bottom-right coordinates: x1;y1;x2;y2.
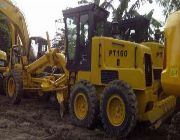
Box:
62;4;109;19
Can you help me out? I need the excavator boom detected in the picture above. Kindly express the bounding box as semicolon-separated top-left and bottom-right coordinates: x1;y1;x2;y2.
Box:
0;0;29;53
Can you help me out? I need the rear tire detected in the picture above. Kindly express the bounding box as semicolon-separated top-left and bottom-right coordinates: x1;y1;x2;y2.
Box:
5;70;23;105
100;80;137;137
69;80;98;129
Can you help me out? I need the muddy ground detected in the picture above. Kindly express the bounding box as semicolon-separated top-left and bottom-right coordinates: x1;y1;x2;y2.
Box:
0;94;169;140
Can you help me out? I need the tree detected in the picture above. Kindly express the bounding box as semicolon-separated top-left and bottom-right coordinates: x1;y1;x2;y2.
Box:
0;13;11;53
76;0;163;41
78;0;154;21
78;0;100;5
52;18;66;51
155;0;180;19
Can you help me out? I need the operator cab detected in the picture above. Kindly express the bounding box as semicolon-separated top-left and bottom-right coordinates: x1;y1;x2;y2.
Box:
28;37;48;63
63;4;109;71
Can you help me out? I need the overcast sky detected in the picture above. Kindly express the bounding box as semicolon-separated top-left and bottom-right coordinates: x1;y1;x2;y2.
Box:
13;0;164;39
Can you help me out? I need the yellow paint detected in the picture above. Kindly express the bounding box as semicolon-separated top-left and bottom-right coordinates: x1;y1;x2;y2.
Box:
0;50;6;61
74;93;88;120
56;92;64;103
143;96;176;123
0;0;29;53
75;37;174;123
161;10;180;96
106;95;125;126
169;68;178;77
0;1;175;130
7;77;15;97
0;50;7;73
142;42;164;69
81;37;151;90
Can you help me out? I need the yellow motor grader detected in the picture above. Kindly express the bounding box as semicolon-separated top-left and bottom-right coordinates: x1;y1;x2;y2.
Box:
0;0;176;137
59;5;175;137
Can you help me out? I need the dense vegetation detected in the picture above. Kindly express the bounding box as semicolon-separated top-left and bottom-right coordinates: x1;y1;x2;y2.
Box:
54;0;180;47
0;13;11;53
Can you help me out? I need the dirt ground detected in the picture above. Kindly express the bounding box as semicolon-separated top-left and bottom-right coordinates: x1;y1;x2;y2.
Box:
0;94;169;140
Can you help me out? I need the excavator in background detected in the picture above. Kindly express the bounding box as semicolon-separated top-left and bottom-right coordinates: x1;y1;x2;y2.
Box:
0;10;11;93
0;0;177;138
0;0;68;114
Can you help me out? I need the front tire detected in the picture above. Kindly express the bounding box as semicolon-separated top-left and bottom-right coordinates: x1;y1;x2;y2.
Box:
5;70;23;104
69;80;98;129
100;80;137;137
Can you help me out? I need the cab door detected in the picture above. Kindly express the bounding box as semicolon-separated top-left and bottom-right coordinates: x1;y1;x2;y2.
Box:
65;13;91;72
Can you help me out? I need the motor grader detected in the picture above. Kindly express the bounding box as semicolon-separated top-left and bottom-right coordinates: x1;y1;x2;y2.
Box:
61;4;175;137
0;1;176;137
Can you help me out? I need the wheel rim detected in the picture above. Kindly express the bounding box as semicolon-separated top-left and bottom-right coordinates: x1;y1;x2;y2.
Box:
106;95;125;126
74;93;88;120
8;77;15;97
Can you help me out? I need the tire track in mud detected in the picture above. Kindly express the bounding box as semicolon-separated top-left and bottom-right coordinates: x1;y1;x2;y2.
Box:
0;95;168;140
0;96;60;139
